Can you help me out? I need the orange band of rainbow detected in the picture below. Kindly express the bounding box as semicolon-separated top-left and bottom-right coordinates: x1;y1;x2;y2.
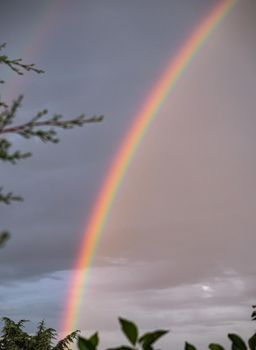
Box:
61;0;238;334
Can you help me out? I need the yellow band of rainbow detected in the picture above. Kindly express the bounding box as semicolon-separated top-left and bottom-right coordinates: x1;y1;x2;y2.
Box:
61;0;238;334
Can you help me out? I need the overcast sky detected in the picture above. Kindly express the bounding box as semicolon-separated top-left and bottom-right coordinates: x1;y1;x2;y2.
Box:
0;1;255;349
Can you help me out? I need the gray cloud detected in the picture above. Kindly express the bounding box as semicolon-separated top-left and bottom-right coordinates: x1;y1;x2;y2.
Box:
0;0;220;280
0;0;255;348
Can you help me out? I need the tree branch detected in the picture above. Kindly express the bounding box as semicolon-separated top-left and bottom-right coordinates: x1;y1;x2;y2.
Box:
0;114;103;135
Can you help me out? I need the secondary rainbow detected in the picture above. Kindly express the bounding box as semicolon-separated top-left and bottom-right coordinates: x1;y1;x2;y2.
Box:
61;0;238;333
4;1;62;103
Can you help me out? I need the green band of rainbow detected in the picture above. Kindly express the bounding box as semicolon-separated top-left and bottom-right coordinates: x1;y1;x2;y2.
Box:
61;0;238;334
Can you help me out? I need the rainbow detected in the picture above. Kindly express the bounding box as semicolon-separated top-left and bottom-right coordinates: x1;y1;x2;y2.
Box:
61;0;238;333
4;1;62;102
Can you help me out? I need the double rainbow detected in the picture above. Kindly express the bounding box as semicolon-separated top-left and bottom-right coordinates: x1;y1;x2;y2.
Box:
61;0;238;333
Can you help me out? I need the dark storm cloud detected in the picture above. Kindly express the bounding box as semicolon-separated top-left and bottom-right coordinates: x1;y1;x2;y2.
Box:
0;1;255;348
0;0;217;281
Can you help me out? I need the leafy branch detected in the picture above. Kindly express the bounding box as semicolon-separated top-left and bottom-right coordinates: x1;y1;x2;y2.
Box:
0;42;44;76
0;95;103;143
78;317;169;350
77;308;256;350
0;43;103;247
0;309;255;349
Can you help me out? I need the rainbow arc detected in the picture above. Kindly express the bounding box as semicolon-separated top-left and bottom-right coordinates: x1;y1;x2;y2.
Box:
61;0;238;334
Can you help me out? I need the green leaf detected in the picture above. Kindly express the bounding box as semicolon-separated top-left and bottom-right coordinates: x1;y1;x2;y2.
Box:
209;343;226;350
118;318;138;345
228;334;247;350
185;342;198;350
89;332;99;347
139;330;169;349
248;333;256;350
78;336;96;350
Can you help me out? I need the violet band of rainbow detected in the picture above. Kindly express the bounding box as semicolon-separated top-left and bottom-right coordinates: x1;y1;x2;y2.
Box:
61;0;238;334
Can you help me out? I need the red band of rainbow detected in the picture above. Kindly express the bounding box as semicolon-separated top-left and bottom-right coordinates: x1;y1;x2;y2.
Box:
61;0;238;334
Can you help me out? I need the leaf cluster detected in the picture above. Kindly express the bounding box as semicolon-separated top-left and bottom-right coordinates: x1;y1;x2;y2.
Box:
0;317;79;350
0;306;255;349
77;307;256;350
183;306;256;350
0;43;103;247
77;317;168;350
184;331;256;350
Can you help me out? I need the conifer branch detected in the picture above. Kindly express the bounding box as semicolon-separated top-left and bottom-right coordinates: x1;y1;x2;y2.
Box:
0;42;44;75
0;43;103;248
